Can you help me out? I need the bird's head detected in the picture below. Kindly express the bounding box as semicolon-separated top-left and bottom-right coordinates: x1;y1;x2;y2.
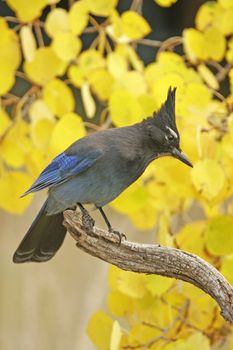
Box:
145;87;192;167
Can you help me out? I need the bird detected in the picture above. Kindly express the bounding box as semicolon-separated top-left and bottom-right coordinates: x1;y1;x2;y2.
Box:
13;87;192;263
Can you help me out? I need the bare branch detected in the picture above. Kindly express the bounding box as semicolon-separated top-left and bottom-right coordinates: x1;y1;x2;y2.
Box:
63;209;233;324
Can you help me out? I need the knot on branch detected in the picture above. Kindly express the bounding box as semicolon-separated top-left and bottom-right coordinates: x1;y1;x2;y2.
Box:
63;209;233;323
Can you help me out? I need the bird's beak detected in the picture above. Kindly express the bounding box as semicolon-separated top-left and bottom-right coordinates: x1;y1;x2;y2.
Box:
172;148;193;167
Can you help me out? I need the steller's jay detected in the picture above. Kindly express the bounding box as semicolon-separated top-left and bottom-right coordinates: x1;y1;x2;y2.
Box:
13;87;192;263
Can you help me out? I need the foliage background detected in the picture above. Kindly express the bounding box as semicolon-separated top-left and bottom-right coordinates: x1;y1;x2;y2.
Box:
0;0;233;349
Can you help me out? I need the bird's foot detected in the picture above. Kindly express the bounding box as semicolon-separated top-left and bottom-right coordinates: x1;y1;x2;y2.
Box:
109;228;127;245
77;204;95;233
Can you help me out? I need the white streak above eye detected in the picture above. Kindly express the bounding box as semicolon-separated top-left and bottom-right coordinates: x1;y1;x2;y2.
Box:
166;126;178;139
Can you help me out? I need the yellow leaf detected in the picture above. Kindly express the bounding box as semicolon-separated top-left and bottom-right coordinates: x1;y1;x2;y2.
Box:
107;291;133;316
184;27;226;63
52;32;82;62
111;181;148;214
20;25;37;62
121;11;151;40
205;216;233;256
29;99;54;122
45;8;69;38
204;26;226;61
0;108;11;136
68;65;86;88
117;271;147;298
183;28;206;63
69;1;89;35
176;221;210;260
49;112;86;155
24;47;66;86
1;136;25;168
43;78;75;117
164;333;210;350
6;0;47;22
30;117;55;148
138;94;158;116
85;0;118;16
145;275;174;296
0;24;21;71
120;71;147;96
227;39;233;63
81;83;96;118
220;255;233;286
0;64;15;96
110;321;122;350
195;1;219;31
0;172;33;214
155;0;177;7
191;159;225;201
87;311;113;350
79;49;105;75
197;64;219;90
107;52;128;79
109;89;143;127
88;68;113;100
219;0;233;8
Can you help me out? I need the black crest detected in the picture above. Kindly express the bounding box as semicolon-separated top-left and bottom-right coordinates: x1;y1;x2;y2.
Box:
152;87;178;134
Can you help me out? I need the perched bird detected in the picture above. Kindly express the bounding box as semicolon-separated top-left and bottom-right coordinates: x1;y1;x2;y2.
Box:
13;87;192;263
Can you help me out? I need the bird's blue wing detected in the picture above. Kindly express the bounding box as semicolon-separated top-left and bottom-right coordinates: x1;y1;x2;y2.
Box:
22;149;102;197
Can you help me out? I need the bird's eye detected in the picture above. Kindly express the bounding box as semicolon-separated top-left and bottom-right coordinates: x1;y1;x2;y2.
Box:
166;133;174;141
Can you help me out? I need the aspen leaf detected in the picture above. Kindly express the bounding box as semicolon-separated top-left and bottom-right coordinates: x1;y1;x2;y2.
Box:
79;49;105;75
205;216;233;256
88;68;113;100
52;32;82;62
109;89;143;127
195;1;219;31
0;24;21;71
85;0;118;16
145;275;174;296
191;159;225;201
87;311;113;350
30;117;55;148
197;64;219;90
117;271;147;299
0;108;11;135
49;113;86;155
110;321;122;350
155;0;177;7
29;99;54;122
107;291;133;316
220;255;233;286
20;25;37;62
120;71;147;96
0;172;33;214
68;65;85;88
1;136;26;168
69;1;89;35
107;52;128;79
6;0;47;22
0;65;15;96
81;83;96;118
43;78;75;117
121;11;151;40
45;8;69;38
164;333;210;350
24;47;66;86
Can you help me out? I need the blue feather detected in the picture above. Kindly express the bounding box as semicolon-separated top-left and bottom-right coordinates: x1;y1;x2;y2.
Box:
22;150;102;197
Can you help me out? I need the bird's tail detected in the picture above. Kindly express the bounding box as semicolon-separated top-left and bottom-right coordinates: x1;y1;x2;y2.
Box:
13;200;67;263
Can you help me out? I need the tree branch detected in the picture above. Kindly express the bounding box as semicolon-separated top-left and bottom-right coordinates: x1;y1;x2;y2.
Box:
63;209;233;323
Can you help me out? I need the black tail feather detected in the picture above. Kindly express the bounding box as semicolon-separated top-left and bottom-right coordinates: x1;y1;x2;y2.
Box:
13;200;66;263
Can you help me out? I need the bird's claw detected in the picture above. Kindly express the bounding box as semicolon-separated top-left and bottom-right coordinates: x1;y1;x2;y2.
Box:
109;228;127;245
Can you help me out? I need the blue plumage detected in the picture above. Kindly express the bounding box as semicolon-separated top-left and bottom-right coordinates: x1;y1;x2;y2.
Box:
22;150;101;196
